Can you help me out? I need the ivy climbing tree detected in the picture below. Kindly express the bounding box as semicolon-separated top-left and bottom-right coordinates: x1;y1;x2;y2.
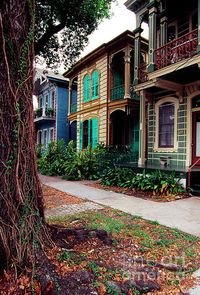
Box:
0;0;112;271
0;0;47;270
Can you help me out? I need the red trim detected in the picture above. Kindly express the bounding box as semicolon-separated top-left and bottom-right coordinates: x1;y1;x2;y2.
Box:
155;29;198;70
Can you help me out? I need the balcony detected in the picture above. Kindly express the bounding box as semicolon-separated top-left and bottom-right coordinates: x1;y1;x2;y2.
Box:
34;107;55;122
110;85;125;101
110;84;140;101
155;29;198;70
71;103;77;113
139;63;148;83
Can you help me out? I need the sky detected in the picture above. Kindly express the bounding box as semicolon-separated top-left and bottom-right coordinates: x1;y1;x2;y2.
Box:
36;0;148;72
34;0;148;107
81;0;148;58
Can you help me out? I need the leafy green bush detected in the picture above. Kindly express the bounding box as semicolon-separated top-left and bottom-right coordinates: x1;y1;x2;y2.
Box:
101;167;184;195
36;140;184;196
100;167;135;187
96;144;136;173
131;170;184;195
37;140;67;176
63;144;99;180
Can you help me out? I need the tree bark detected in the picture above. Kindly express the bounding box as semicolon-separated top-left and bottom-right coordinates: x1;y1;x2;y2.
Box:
0;0;45;270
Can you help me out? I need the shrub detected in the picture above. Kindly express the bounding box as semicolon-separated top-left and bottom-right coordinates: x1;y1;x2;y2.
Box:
130;170;184;195
63;144;99;180
101;167;184;196
100;166;135;187
96;144;136;173
37;140;67;176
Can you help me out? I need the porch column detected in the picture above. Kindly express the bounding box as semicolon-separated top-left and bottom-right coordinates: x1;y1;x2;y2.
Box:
68;79;72;115
138;90;146;166
147;0;157;72
198;0;200;53
133;27;143;85
160;15;168;46
124;46;131;99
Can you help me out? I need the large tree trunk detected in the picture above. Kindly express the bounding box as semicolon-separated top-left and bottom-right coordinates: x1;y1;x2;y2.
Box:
0;0;45;270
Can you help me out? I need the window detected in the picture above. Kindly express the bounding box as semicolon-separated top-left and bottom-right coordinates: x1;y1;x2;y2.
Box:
49;128;54;142
43;129;48;148
51;90;55;108
80;118;99;150
83;74;90;102
44;95;48;108
39;96;43;108
83;120;89;148
154;97;178;152
92;70;99;99
158;103;174;148
37;130;42;144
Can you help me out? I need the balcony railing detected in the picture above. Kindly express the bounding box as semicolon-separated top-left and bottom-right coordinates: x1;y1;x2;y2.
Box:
34;107;55;119
110;84;125;101
71;103;77;113
155;29;198;70
139;63;148;83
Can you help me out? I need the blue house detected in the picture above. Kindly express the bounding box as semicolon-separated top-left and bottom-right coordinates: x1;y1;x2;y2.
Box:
34;69;71;147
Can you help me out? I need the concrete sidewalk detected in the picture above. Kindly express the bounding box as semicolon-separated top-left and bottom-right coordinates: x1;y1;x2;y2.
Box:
40;174;200;237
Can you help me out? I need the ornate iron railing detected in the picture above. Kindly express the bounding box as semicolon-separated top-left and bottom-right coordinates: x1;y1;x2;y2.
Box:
138;63;148;83
110;84;125;101
155;29;198;70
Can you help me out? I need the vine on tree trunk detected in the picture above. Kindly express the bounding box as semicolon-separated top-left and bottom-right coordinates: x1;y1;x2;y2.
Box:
0;0;50;271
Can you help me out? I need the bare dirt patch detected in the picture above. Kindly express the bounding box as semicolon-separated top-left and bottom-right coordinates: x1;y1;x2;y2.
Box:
86;181;190;202
43;184;84;209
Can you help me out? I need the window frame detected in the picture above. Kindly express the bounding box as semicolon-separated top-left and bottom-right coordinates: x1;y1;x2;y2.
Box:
154;97;179;152
49;127;54;142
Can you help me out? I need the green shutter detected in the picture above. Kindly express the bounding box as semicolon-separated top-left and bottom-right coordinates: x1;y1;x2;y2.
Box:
92;70;99;99
91;117;99;148
88;119;91;146
79;121;83;150
83;75;90;102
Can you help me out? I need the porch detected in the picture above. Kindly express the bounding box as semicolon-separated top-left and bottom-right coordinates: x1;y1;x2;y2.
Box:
138;28;198;82
34;107;55;122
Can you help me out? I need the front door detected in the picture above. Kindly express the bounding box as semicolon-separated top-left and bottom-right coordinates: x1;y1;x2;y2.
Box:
192;111;200;165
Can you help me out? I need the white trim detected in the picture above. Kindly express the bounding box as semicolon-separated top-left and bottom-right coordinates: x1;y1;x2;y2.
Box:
49;127;54;142
154;97;179;152
187;91;200;166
